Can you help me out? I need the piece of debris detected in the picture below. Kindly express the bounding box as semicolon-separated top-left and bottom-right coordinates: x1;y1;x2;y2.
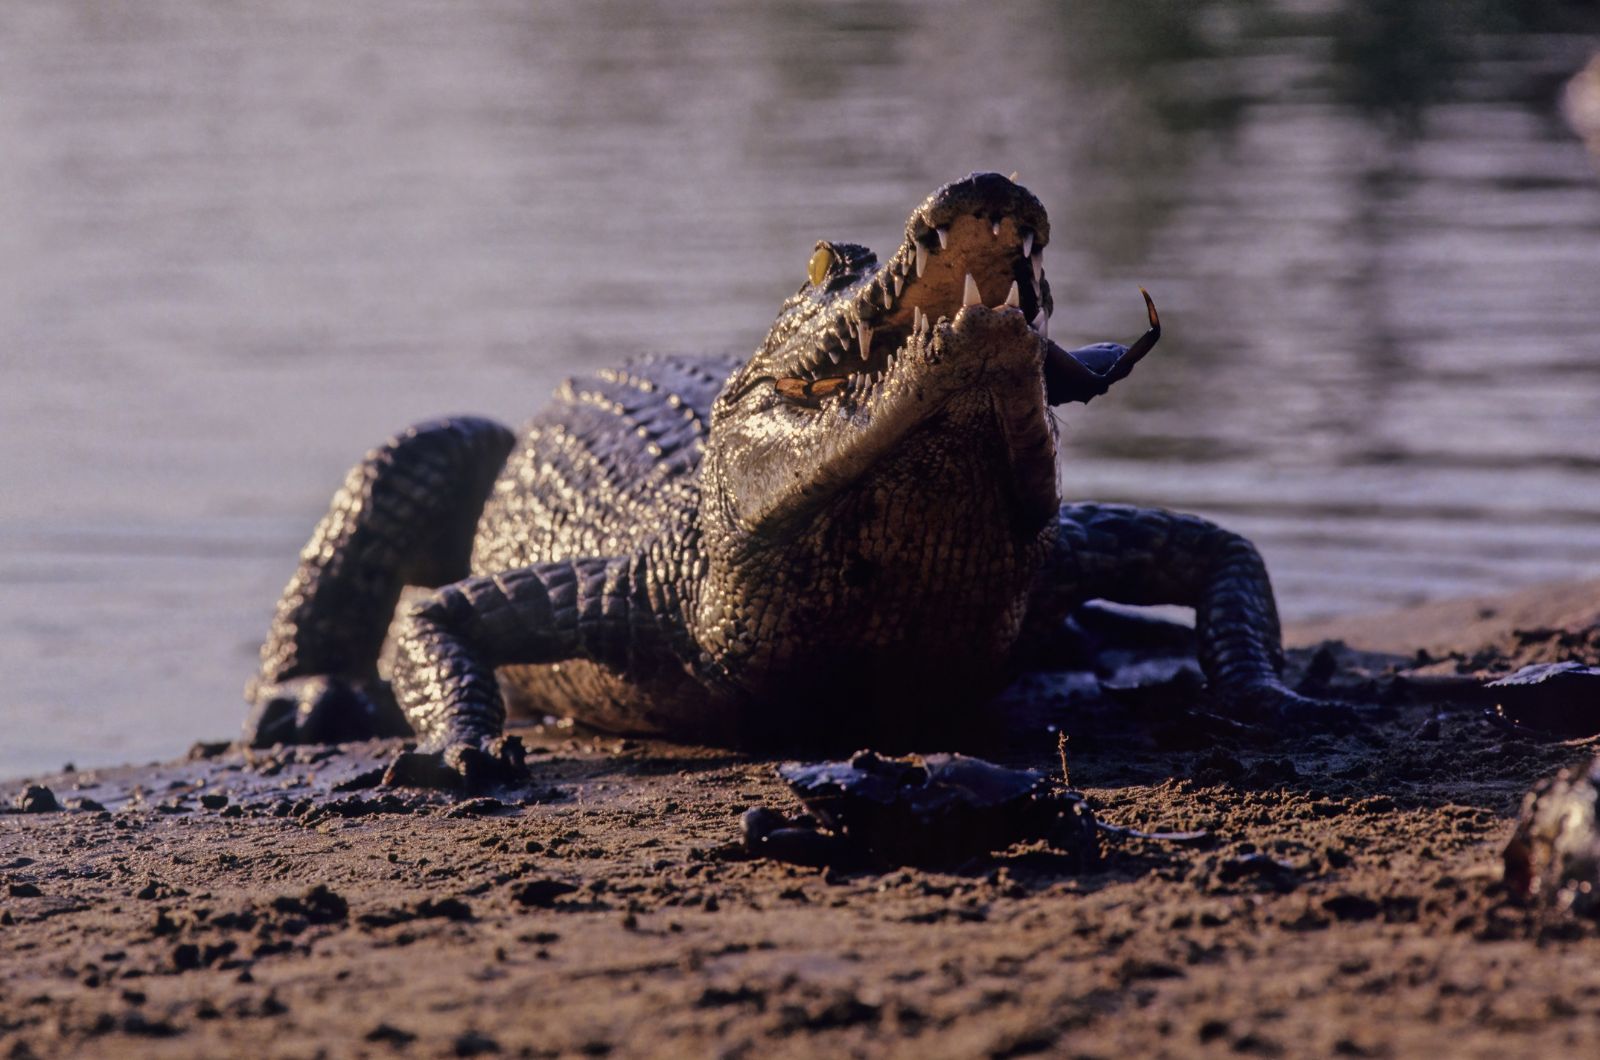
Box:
1488;663;1600;735
745;750;1099;868
1503;753;1600;915
13;786;61;814
1216;853;1298;891
271;884;349;925
445;797;508;818
510;879;580;909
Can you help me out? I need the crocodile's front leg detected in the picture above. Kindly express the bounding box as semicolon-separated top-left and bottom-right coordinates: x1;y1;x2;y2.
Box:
383;554;674;790
246;418;516;746
1031;503;1341;723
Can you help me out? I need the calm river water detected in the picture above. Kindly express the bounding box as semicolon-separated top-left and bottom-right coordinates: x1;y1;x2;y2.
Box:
2;0;1598;776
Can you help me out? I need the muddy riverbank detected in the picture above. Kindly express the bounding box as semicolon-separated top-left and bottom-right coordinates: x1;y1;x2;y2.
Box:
3;582;1600;1058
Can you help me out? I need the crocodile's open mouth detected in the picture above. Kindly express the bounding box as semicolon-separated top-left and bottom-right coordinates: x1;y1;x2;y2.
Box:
716;174;1159;534
772;194;1050;406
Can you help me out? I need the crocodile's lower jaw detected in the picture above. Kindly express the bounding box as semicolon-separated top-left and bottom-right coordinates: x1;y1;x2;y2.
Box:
936;305;1060;527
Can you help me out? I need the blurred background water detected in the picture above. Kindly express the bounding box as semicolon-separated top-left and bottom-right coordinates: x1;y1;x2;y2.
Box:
2;0;1598;777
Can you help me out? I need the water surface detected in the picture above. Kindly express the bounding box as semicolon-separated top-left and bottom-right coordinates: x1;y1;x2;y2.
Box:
3;0;1598;776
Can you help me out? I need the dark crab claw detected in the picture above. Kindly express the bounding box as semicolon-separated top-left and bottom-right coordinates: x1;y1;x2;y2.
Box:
1045;287;1161;405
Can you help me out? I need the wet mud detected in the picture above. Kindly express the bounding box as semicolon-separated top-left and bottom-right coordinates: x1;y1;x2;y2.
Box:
4;584;1600;1058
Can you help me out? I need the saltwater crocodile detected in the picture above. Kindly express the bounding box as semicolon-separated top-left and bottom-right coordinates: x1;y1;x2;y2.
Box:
243;172;1339;789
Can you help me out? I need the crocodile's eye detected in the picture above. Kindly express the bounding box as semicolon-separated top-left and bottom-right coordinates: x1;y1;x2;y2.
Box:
807;245;834;287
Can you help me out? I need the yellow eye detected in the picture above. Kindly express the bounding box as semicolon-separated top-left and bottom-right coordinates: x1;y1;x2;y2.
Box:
807;246;834;286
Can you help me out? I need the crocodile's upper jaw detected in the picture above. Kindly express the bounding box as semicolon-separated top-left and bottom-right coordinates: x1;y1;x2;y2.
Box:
731;172;1052;402
709;173;1061;536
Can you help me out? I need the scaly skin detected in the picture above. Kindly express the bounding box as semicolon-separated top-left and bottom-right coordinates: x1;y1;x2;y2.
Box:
245;173;1339;790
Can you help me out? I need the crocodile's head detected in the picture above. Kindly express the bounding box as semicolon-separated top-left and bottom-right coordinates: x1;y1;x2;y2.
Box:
696;173;1158;718
708;172;1152;538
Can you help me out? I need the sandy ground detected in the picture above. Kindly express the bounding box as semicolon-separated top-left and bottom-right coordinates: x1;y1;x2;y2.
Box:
3;582;1600;1059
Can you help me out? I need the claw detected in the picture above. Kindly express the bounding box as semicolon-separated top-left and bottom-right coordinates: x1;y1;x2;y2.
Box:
382;749;464;790
243;675;410;747
382;734;529;794
1044;287;1163;406
1213;682;1366;733
1121;287;1161;368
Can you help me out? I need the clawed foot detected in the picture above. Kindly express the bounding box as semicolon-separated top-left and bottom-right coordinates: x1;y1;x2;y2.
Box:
381;735;529;793
1214;681;1372;732
244;675;412;747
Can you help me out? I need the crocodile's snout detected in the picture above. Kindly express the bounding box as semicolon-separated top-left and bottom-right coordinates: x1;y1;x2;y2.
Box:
757;172;1054;406
897;172;1052;338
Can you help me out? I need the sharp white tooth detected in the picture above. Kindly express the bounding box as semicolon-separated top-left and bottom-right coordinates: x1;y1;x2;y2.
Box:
936;227;949;250
892;274;903;297
1031;249;1044;288
1031;310;1049;340
881;284;894;309
991;221;1001;237
1004;281;1020;307
915;244;928;277
912;305;922;331
858;324;873;360
1021;232;1034;258
962;273;981;306
844;318;856;338
828;348;841;364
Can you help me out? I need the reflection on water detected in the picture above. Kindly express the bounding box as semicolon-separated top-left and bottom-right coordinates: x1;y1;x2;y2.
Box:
2;0;1598;775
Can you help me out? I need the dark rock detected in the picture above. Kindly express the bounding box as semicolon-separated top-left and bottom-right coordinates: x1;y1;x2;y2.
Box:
696;985;767;1009
122;1013;182;1038
454;1030;500;1056
1504;754;1600;914
417;897;474;921
511;879;580;908
271;884;348;925
14;786;60;814
446;797;508;818
1218;853;1297;890
366;1023;417;1045
772;750;1097;868
1322;894;1382;922
136;880;188;901
360;896;474;927
1489;663;1600;735
776;993;881;1033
